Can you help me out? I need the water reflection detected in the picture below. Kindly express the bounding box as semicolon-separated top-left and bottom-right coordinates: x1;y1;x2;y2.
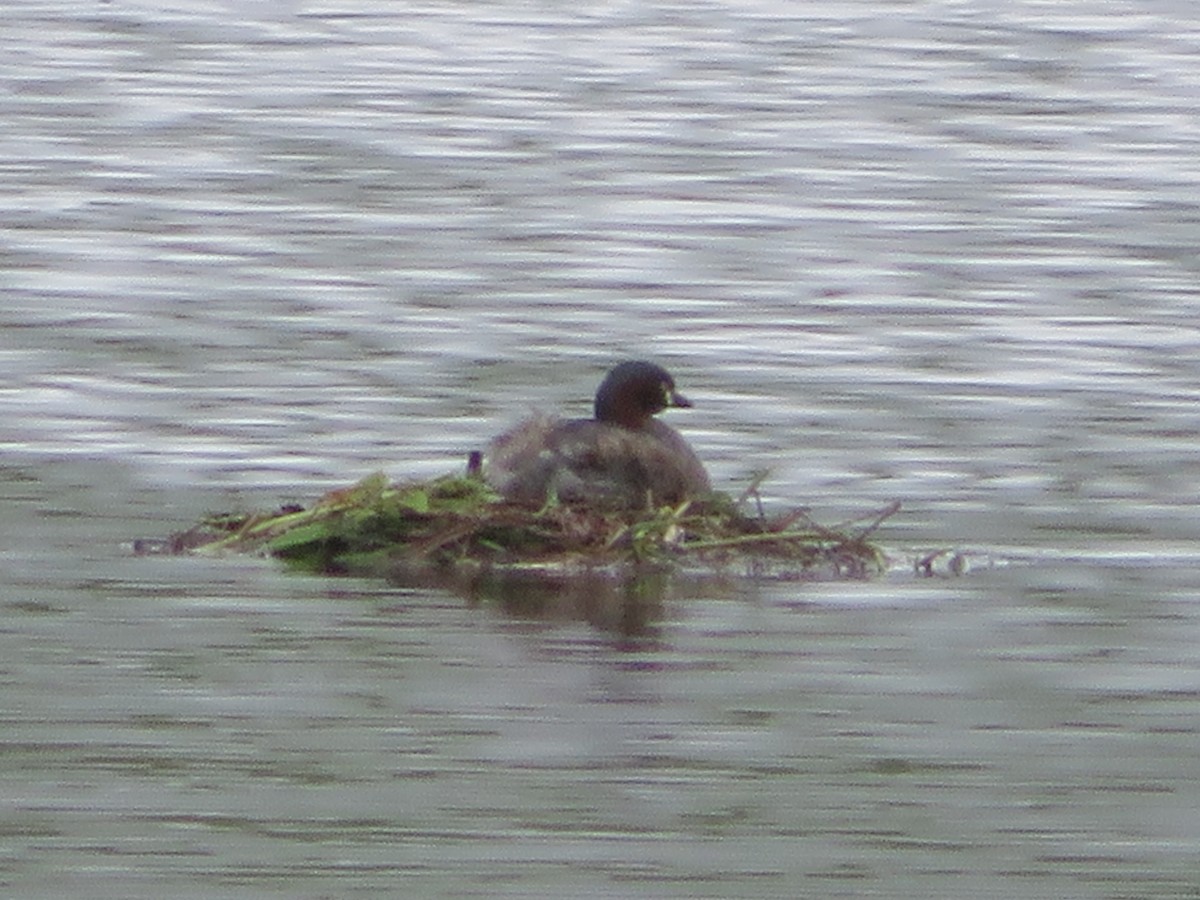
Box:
460;567;671;638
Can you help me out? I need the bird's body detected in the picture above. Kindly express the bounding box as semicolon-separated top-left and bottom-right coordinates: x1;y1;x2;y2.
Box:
485;361;710;509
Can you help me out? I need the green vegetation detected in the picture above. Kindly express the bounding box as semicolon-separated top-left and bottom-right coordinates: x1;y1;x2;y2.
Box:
162;471;894;582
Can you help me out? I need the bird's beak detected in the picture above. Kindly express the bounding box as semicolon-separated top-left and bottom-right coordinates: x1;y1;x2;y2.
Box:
668;389;693;409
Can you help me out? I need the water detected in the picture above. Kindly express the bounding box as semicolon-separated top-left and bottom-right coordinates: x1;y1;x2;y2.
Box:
3;1;1200;896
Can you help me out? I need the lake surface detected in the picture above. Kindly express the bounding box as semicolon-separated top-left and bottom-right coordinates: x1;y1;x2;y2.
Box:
3;1;1200;897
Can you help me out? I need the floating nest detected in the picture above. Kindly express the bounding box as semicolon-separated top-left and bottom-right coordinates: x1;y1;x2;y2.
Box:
145;471;896;584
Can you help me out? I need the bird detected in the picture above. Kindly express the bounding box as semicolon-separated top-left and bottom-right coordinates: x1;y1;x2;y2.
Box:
484;360;710;510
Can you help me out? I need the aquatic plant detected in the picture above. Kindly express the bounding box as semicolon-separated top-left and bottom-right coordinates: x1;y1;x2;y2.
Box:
155;470;895;583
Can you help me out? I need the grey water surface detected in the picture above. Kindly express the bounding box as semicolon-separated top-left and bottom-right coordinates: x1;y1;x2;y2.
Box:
3;1;1200;897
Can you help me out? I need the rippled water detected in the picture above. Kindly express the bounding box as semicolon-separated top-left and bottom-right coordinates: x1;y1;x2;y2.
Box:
3;1;1200;897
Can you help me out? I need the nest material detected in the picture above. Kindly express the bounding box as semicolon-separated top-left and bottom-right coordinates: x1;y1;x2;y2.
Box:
155;471;895;581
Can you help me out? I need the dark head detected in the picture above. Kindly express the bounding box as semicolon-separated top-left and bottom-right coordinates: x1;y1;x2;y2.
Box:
593;360;693;429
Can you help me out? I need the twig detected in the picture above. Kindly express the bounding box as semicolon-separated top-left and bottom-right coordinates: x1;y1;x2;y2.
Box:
849;500;901;541
820;501;902;540
735;470;772;520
